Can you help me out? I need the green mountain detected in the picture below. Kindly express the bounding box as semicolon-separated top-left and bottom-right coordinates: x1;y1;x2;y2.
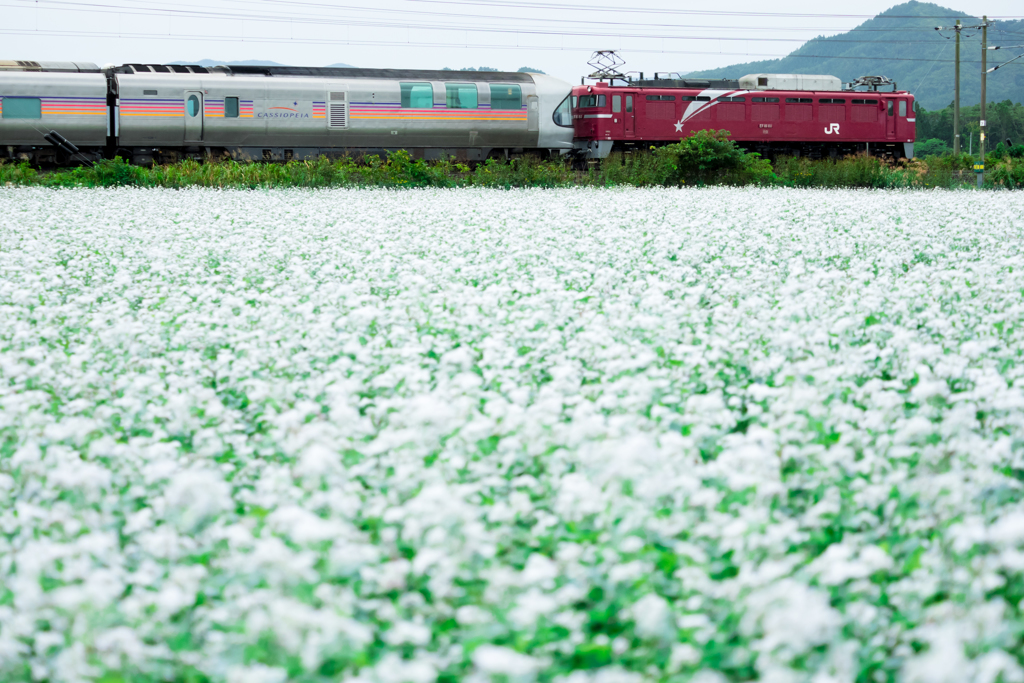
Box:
684;1;1024;110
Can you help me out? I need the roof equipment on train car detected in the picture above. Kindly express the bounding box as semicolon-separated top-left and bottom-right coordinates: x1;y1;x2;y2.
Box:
738;74;842;91
0;60;100;73
844;75;898;92
587;51;626;82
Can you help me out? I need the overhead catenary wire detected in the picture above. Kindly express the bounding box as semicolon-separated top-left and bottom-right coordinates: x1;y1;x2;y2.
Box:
0;24;1021;67
363;0;1024;20
2;0;1016;45
9;0;977;32
988;51;1024;72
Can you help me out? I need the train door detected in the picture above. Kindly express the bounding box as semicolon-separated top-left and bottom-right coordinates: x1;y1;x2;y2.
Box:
527;95;539;132
623;92;635;137
885;98;895;140
184;91;204;142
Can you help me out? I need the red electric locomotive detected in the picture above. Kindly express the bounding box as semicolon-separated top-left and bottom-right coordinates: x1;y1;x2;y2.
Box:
570;72;916;160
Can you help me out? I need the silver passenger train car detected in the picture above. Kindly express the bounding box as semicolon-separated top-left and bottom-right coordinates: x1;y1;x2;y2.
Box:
0;61;108;164
0;61;576;164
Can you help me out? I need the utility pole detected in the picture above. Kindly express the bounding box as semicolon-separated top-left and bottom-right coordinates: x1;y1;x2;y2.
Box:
978;16;988;188
954;20;961;154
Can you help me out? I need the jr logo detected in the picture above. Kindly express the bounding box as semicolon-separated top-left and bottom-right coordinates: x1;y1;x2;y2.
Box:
824;123;840;134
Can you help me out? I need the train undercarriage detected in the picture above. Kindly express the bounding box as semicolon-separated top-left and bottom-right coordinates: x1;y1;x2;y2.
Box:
610;139;912;160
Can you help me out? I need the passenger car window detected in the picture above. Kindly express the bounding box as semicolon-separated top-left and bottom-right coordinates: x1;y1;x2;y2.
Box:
490;84;522;110
445;83;477;109
225;97;239;118
401;83;433;109
1;97;41;119
898;100;907;117
553;96;572;127
187;94;200;117
612;95;621;113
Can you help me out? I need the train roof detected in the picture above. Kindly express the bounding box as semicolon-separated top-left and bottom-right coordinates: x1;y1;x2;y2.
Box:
223;66;537;81
0;60;100;73
629;78;740;89
116;64;536;82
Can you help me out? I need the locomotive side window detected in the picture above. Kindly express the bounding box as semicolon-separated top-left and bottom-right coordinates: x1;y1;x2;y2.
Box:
646;95;676;101
718;96;745;102
818;98;846;104
446;84;478;109
681;96;696;102
852;99;878;105
225;97;239;118
752;97;780;103
490;84;522;110
887;101;894;116
552;96;573;127
785;98;812;104
401;83;433;109
2;97;41;119
898;101;907;117
625;95;633;112
612;95;621;113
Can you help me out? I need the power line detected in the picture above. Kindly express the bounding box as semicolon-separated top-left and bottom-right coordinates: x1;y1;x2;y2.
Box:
1;0;1007;45
1;25;1021;67
401;0;1024;20
39;0;960;32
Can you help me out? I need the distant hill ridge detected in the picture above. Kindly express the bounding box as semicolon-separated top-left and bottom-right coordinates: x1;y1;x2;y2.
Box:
684;0;1024;109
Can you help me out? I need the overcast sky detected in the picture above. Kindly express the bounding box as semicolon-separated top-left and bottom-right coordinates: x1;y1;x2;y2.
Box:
3;0;1022;84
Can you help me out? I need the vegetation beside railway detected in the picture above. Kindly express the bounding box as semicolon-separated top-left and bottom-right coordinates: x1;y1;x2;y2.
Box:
3;129;1023;190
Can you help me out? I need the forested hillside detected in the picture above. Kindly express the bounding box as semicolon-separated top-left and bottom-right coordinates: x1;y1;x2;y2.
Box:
914;100;1024;154
685;1;1024;110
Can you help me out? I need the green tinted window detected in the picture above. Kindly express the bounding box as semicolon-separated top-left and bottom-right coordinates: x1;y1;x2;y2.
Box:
225;97;239;118
490;84;522;110
401;83;433;109
445;84;478;109
2;97;41;119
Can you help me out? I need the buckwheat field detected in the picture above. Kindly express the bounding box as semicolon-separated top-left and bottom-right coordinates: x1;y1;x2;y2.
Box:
2;186;1024;683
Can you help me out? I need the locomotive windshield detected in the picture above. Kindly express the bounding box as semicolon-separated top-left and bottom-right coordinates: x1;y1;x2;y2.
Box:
578;94;605;108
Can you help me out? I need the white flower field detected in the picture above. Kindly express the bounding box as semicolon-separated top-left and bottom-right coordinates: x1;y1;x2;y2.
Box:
1;186;1024;683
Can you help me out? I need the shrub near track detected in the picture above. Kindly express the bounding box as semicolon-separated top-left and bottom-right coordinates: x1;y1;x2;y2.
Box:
2;187;1024;682
4;130;1022;189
